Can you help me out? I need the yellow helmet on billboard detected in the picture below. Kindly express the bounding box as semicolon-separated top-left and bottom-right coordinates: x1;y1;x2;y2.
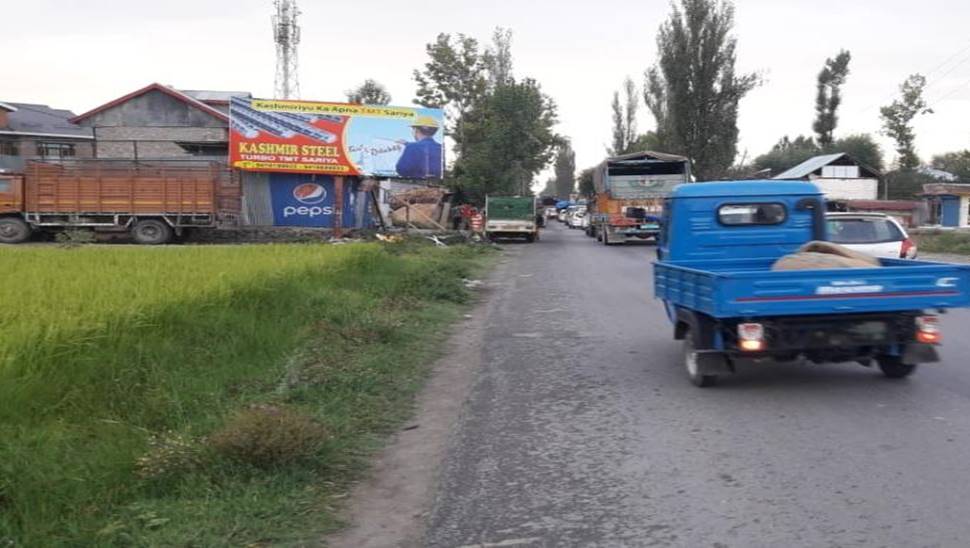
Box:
410;115;440;129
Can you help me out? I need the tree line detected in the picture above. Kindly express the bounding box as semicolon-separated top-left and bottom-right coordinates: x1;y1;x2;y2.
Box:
344;0;969;203
596;0;966;199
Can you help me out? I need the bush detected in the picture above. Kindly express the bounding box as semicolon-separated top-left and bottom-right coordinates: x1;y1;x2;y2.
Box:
209;405;328;469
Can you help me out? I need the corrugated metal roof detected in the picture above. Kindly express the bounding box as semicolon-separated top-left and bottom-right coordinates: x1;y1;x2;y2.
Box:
180;90;252;103
917;166;959;181
0;102;92;138
71;83;229;123
772;153;846;180
923;183;970;196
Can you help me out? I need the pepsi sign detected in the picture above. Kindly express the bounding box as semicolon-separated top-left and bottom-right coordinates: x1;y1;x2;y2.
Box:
293;183;328;205
270;175;337;227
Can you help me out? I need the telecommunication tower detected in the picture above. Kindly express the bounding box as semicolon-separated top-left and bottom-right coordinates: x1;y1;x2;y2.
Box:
273;0;301;99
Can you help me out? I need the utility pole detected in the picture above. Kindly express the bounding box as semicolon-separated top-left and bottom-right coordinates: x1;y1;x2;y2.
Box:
273;0;301;99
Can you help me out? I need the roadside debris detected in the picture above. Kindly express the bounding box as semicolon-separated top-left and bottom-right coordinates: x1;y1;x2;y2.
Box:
463;279;484;289
427;235;448;247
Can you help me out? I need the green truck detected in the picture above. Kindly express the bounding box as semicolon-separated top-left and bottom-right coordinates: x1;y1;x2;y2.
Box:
484;195;538;242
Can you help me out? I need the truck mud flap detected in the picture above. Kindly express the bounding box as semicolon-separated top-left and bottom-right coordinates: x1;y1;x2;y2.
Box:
902;343;940;364
695;350;732;374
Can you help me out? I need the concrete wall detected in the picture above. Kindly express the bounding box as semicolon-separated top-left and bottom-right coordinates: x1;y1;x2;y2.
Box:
77;89;228;160
94;126;228;159
810;177;879;201
79;90;226;129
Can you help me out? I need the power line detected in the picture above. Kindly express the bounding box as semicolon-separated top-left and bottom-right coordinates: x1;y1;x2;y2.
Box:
858;39;970;115
921;40;970;83
923;49;970;93
927;74;970;109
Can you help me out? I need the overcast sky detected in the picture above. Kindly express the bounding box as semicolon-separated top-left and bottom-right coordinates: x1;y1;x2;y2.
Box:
4;0;969;180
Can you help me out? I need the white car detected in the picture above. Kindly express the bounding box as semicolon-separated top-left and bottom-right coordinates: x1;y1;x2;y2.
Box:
826;213;917;260
568;208;587;229
545;207;558;220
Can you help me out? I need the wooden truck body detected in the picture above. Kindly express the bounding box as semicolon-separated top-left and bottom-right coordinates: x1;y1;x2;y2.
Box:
0;161;240;244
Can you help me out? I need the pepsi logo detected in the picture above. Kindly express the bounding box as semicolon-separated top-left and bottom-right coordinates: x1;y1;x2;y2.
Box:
293;183;327;205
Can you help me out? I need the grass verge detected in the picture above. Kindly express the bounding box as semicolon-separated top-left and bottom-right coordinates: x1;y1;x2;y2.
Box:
916;231;970;255
0;240;495;546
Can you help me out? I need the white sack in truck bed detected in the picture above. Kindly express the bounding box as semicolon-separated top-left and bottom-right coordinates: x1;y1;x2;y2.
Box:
772;241;880;271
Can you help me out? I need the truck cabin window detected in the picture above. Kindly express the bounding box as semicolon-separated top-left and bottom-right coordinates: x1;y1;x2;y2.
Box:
718;203;786;226
0;180;10;192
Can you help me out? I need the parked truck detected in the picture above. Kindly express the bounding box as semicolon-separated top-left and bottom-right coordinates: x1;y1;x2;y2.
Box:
484;195;538;243
588;151;690;245
655;180;970;387
0;161;240;245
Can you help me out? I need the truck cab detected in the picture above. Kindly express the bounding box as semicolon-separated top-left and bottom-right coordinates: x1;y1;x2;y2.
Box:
0;174;29;243
655;180;970;387
0;174;22;210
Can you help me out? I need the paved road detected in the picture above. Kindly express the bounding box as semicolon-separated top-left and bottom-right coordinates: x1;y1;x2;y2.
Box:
424;223;970;548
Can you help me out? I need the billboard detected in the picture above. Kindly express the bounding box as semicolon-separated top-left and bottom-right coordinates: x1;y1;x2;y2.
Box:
230;97;444;179
267;173;367;227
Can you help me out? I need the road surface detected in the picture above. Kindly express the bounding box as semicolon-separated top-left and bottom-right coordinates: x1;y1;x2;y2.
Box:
424;223;970;548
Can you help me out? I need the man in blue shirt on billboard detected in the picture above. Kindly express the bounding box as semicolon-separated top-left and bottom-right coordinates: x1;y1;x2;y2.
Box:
396;116;442;179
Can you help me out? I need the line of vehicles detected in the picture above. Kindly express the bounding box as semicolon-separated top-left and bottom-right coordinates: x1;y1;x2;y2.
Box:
546;201;920;261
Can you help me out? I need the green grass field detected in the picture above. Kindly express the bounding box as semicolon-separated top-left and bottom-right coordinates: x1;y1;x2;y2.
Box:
0;241;493;546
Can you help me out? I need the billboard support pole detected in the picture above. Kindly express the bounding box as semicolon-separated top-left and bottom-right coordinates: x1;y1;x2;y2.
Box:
334;176;344;237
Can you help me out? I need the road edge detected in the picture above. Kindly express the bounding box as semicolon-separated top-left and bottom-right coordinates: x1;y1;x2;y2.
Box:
325;249;512;548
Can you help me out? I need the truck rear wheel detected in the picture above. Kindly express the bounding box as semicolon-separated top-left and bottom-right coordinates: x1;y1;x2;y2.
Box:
525;233;535;243
131;219;173;245
877;355;917;379
0;217;31;244
684;332;718;387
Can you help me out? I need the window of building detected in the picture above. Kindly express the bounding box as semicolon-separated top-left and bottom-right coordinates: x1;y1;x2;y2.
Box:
36;142;76;158
175;141;229;157
0;180;10;192
0;140;18;156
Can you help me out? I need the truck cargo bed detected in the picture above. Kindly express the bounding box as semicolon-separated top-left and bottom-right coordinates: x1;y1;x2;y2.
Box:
654;257;970;318
23;162;239;216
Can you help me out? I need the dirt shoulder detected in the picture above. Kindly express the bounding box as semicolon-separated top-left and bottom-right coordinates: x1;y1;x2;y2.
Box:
325;251;513;548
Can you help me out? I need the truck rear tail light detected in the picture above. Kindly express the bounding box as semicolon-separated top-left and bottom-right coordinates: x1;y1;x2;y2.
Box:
916;315;941;344
738;323;765;352
901;238;917;259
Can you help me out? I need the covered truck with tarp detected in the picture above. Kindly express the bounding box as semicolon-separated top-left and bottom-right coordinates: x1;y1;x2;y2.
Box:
484;195;538;242
588;151;690;245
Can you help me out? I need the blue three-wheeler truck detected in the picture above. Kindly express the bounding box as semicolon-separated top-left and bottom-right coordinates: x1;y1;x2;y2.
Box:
655;181;970;387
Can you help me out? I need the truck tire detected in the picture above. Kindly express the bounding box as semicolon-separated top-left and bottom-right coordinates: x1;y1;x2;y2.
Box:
131;219;173;245
877;355;917;379
684;330;719;387
525;233;535;243
0;217;31;244
602;230;610;245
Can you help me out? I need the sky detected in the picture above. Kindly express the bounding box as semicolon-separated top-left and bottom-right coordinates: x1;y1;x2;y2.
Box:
4;0;970;183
